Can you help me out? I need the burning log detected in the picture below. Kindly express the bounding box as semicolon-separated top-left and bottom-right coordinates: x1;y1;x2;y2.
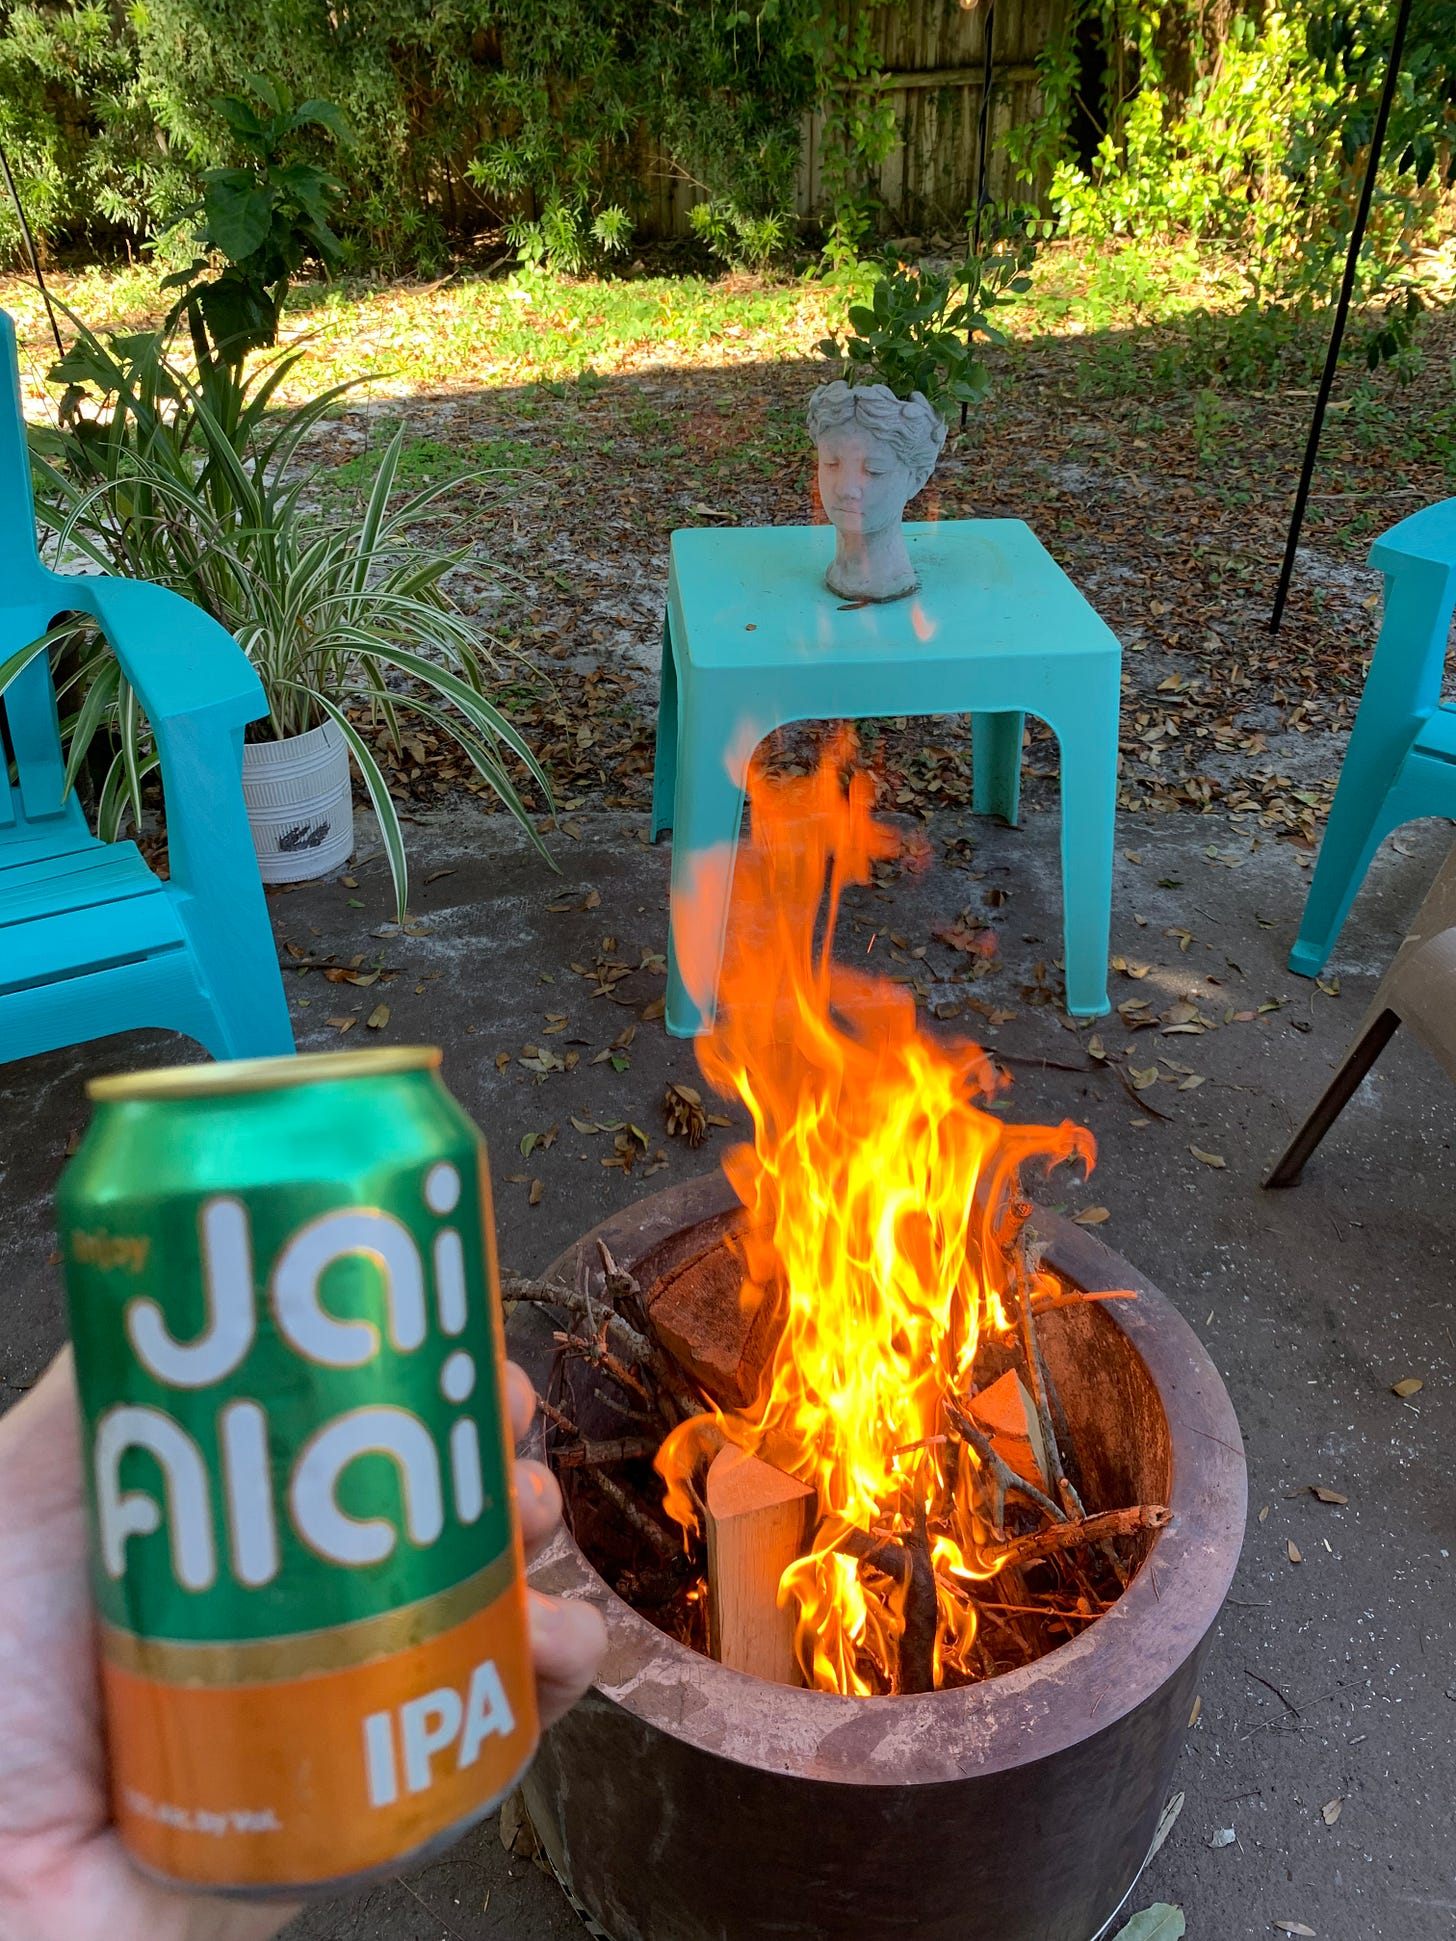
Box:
967;1370;1046;1492
704;1447;815;1686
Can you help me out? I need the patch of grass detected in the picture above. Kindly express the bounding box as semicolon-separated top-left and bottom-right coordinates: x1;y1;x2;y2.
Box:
326;431;528;493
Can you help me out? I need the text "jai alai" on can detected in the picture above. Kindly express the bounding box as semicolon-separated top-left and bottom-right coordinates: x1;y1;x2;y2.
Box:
89;1160;492;1592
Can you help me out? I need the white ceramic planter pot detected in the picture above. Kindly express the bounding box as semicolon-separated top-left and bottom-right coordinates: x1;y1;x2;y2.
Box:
241;718;355;884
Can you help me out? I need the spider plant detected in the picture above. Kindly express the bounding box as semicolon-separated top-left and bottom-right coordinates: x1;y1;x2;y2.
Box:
26;320;555;918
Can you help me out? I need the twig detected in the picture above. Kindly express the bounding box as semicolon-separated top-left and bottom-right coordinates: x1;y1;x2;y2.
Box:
1244;1666;1300;1717
551;1436;660;1470
944;1397;1065;1527
597;1240;705;1426
899;1497;938;1696
1030;1288;1138;1312
992;1052;1096;1074
592;1468;682;1566
552;1331;655;1408
503;1272;655;1367
837;1525;910;1582
993;1504;1172;1571
1009;1211;1084;1520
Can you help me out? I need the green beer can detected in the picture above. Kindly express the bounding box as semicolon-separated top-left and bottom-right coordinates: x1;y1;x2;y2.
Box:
56;1046;539;1896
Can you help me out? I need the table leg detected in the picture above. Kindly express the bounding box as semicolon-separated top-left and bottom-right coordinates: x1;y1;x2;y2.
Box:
972;711;1024;826
651;617;679;842
1053;708;1116;1018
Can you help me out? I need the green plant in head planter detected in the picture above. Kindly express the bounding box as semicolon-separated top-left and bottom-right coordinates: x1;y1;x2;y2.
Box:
812;231;1037;602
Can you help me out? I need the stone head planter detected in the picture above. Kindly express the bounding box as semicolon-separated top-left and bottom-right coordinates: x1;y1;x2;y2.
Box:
806;380;948;603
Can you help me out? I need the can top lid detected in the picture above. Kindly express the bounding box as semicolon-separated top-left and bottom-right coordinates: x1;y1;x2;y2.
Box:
87;1047;442;1103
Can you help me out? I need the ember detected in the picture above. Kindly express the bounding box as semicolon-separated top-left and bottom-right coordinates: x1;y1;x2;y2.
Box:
655;731;1168;1695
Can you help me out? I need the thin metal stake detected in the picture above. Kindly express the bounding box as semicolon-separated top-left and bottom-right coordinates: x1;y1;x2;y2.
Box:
1269;0;1415;634
961;0;997;432
0;138;65;362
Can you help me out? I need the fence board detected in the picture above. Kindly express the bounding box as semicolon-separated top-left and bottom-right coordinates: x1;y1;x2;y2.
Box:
646;0;1064;239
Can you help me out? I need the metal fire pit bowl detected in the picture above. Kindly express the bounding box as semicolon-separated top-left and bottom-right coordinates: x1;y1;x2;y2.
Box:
509;1173;1245;1941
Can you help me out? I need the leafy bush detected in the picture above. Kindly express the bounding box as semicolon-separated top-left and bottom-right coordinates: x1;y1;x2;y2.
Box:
688;199;793;272
0;0;184;258
1031;2;1456;302
3;0;819;271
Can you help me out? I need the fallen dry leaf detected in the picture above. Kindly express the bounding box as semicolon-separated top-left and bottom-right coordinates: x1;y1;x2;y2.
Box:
528;1178;544;1206
1287;1539;1303;1565
933;918;998;956
366;1004;390;1030
1188;1695;1202;1728
325;1015;356;1033
640;995;667;1021
1391;1376;1424;1397
1073;1206;1111;1226
1320;1798;1343;1826
664;1082;708;1147
1190;1146;1227;1168
495;1051;512;1071
1310;1485;1348;1505
1273;1924;1316;1937
1258;1504;1270;1523
1130;1065;1160;1090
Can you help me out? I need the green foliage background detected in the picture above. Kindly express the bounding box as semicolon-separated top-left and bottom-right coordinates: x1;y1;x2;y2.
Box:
2;0;1453;275
1;0;821;269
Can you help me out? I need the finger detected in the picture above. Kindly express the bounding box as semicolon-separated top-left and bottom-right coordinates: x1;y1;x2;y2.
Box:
505;1360;537;1445
527;1590;607;1732
514;1457;563;1563
0;1348;84;1547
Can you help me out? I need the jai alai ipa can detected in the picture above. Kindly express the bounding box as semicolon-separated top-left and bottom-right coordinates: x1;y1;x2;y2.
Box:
55;1046;539;1897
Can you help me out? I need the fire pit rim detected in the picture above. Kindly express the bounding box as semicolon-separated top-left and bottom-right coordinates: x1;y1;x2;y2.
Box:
514;1171;1246;1788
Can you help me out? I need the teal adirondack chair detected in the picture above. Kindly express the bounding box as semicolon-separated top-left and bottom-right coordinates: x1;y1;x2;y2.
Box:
1289;499;1456;979
0;310;293;1065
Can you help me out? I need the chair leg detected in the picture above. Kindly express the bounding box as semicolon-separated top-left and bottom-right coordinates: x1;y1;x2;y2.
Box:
1052;704;1117;1018
1263;1010;1400;1188
1287;729;1412;978
972;711;1024;826
664;710;750;1040
205;968;296;1059
651;618;679;843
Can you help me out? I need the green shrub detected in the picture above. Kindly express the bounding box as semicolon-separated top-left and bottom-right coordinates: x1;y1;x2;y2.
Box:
3;0;819;271
1035;3;1456;303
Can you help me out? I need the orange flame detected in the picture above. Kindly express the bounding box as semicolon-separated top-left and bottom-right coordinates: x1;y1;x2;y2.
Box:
658;730;1096;1695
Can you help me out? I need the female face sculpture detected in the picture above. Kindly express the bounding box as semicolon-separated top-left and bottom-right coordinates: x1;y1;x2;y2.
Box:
807;382;946;603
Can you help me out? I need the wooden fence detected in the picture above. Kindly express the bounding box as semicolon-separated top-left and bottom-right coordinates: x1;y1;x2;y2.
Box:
642;0;1065;240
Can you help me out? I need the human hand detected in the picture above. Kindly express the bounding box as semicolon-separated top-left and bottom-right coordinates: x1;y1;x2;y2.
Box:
0;1352;605;1941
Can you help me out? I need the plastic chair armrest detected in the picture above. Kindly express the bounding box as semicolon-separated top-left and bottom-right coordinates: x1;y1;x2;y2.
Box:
51;573;267;729
1369;499;1456;578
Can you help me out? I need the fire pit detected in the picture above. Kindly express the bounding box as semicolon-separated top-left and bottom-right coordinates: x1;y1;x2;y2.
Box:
509;1170;1245;1941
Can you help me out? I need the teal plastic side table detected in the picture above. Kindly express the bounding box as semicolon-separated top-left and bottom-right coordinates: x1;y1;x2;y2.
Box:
1288;498;1456;979
652;520;1123;1037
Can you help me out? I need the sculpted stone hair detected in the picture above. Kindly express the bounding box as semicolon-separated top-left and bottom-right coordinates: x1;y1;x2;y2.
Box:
806;379;947;482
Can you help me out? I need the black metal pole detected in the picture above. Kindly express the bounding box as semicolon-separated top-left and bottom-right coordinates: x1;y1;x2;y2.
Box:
961;0;996;432
1269;0;1414;633
0;138;65;362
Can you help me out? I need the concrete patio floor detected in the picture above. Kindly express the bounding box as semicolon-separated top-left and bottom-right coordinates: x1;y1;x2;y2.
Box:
2;798;1453;1941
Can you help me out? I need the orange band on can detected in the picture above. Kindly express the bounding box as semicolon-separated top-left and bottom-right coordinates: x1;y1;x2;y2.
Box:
103;1578;539;1893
